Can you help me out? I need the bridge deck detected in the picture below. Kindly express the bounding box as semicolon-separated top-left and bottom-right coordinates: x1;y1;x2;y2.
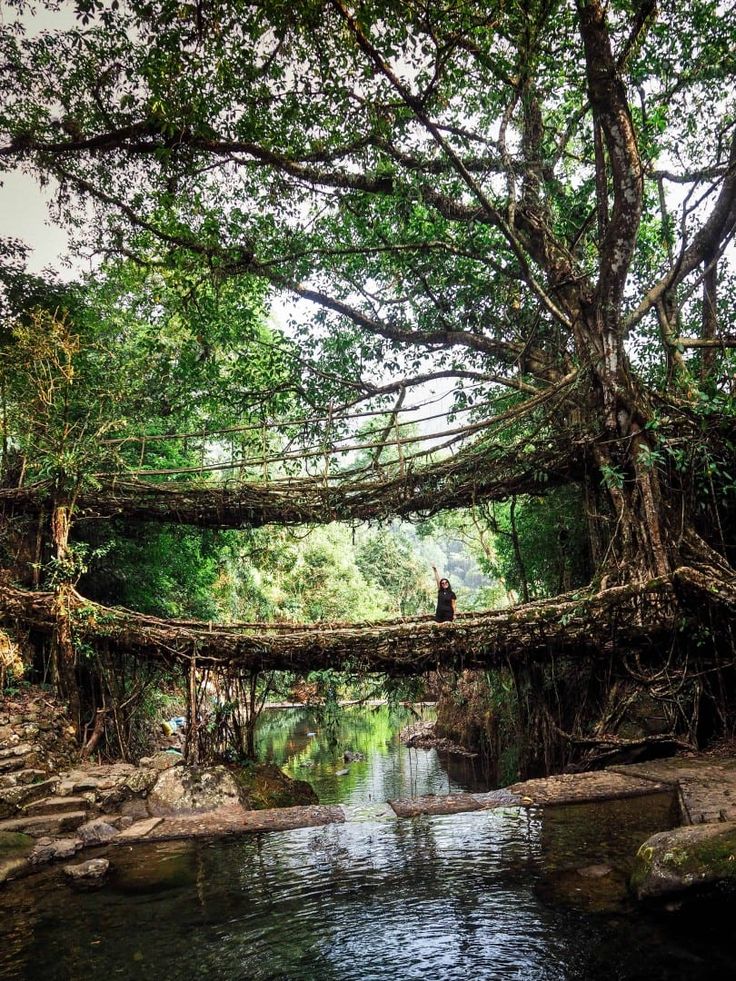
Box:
1;576;676;675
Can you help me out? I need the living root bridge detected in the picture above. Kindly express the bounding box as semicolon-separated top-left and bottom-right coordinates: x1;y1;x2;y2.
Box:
0;576;681;675
0;436;581;529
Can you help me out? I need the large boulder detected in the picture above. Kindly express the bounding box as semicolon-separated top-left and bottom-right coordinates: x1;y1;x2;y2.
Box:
631;822;736;900
147;765;241;815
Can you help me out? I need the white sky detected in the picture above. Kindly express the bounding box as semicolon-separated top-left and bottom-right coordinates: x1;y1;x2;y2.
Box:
0;171;70;274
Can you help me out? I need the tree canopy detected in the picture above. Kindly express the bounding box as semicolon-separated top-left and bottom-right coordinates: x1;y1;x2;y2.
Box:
2;1;735;564
2;1;736;761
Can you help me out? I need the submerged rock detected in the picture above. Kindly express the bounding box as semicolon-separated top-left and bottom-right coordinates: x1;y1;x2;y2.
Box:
535;866;627;913
631;822;736;900
577;864;612;879
64;857;110;884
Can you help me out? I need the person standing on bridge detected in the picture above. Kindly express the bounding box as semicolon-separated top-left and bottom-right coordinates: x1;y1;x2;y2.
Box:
432;565;457;623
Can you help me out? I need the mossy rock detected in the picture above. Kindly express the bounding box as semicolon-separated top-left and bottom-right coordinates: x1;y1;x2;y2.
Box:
229;763;318;810
0;831;34;854
0;831;34;884
122;768;158;796
631;822;736;900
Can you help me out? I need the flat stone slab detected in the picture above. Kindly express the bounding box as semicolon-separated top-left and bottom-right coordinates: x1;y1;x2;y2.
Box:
114;804;344;843
508;769;670;806
611;759;736;825
115;817;163;840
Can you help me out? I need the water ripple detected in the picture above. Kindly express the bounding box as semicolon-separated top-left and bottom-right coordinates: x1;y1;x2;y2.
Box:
1;802;734;981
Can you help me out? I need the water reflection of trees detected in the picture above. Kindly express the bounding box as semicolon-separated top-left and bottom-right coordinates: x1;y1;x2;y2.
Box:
255;705;474;805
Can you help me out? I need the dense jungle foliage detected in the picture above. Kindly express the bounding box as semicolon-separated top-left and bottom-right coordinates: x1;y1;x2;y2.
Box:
2;0;736;771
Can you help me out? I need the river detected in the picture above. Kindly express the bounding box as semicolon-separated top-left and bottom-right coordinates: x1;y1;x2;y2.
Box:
256;703;487;803
1;705;735;980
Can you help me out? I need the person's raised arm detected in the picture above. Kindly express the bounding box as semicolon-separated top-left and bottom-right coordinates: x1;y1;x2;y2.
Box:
432;564;441;588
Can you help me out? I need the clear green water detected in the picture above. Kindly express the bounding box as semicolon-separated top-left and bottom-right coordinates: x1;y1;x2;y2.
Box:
256;704;488;804
2;708;735;980
3;796;734;980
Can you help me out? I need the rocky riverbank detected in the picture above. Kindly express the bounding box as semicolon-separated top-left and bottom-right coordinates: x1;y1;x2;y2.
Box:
0;689;316;886
3;689;736;903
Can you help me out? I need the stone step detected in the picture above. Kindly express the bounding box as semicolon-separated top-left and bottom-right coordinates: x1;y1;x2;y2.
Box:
0;742;33;760
57;776;100;795
0;810;87;838
0;752;37;775
0;768;47;790
24;795;90;817
0;778;60;818
13;769;49;787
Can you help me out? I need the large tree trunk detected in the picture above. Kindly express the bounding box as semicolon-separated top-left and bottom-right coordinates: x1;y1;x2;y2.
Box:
575;303;674;583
